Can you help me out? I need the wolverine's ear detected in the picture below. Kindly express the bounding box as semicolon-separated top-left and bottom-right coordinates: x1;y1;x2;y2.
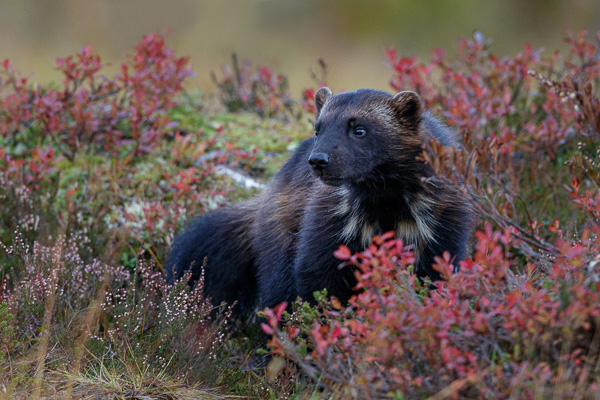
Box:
390;91;421;130
315;87;333;116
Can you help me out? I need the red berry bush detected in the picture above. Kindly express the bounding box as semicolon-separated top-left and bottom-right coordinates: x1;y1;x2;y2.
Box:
211;53;294;118
1;33;193;161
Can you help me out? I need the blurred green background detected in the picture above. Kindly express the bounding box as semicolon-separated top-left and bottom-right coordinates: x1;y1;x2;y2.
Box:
1;0;598;95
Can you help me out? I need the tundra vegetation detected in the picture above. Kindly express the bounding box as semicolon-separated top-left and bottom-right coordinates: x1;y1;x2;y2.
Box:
1;31;600;399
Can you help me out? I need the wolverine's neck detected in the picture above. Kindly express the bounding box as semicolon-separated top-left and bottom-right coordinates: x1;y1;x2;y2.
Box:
349;180;414;227
334;175;438;252
344;160;438;229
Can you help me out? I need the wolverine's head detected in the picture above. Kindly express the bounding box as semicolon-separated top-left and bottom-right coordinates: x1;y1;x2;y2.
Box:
308;87;425;186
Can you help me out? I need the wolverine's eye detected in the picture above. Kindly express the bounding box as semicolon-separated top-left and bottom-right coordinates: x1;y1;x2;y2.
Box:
353;127;367;137
314;123;321;136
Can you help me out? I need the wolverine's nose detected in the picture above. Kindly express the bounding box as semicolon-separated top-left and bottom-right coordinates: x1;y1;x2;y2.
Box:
308;152;329;172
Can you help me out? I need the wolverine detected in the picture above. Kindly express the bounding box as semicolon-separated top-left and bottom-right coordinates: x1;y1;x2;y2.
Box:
166;87;473;316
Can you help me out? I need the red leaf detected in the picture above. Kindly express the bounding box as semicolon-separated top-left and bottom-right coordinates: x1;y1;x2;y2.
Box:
261;323;274;336
333;245;352;260
273;301;288;320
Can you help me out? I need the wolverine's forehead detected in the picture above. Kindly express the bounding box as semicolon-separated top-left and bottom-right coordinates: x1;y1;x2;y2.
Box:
318;89;397;127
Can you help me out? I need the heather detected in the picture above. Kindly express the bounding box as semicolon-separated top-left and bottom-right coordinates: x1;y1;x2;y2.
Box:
1;31;600;399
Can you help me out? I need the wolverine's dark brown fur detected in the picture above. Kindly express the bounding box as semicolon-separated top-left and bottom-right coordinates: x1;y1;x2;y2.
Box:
166;88;474;315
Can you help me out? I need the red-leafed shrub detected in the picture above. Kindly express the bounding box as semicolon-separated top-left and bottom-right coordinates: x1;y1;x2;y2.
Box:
0;32;193;162
265;227;600;398
211;53;294;118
